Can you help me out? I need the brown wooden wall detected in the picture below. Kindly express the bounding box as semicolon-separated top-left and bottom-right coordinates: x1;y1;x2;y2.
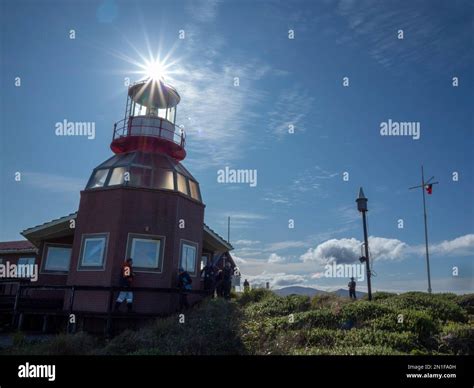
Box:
66;186;205;313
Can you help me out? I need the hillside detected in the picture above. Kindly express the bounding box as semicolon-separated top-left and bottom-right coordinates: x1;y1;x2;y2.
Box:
274;286;367;299
1;290;473;355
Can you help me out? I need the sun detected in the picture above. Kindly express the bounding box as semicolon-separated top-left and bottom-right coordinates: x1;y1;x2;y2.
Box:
143;59;167;81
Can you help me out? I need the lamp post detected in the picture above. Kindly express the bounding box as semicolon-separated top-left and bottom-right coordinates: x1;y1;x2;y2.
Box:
356;187;372;301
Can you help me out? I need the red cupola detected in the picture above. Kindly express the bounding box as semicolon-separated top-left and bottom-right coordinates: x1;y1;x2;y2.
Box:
111;77;186;161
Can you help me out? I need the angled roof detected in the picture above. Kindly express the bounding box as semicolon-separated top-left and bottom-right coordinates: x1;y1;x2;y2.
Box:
20;213;233;253
21;213;77;247
0;240;37;254
203;224;233;251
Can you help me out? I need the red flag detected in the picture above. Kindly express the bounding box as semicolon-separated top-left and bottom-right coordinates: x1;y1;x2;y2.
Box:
425;184;433;195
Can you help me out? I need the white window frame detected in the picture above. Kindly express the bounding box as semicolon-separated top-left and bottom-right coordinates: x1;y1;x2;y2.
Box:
41;244;72;274
125;233;165;273
78;233;108;271
179;240;198;276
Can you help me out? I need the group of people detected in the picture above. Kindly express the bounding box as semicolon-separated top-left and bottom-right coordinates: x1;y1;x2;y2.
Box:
113;257;236;313
200;261;233;299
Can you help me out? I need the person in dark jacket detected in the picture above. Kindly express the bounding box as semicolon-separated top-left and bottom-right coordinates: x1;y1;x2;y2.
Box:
201;262;216;297
243;279;250;292
222;262;233;299
177;267;192;310
215;269;224;297
115;258;134;312
348;277;357;299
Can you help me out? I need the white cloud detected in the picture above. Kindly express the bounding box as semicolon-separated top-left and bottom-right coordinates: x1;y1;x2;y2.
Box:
301;237;362;264
265;240;309;251
268;86;316;138
185;0;220;23
234;239;261;246
430;234;474;256
247;272;307;288
300;234;474;265
232;255;247;265
267;253;286;264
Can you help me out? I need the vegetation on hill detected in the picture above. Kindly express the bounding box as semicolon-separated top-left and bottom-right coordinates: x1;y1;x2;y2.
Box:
1;290;472;355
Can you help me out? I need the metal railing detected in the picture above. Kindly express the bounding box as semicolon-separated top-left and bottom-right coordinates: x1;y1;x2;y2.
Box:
112;116;186;149
8;283;208;336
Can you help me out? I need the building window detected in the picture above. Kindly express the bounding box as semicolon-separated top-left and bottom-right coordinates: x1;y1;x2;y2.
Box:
108;167;127;186
153;169;174;190
126;234;164;272
87;169;109;188
189;180;201;201
200;254;210;271
176;173;188;195
79;234;108;270
129;166;152;188
180;241;197;275
43;245;72;273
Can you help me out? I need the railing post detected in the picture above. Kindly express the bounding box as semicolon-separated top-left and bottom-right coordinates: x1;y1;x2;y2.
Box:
105;287;114;339
68;286;76;334
11;283;22;328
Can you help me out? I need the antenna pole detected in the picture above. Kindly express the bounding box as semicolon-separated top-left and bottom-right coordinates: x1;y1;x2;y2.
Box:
409;165;437;293
421;166;432;293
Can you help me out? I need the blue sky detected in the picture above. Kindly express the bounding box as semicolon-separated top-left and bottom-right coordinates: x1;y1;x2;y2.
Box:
1;0;473;293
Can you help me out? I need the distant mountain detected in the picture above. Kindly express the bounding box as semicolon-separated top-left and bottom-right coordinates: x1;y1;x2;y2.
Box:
274;286;327;297
274;286;367;299
332;288;367;299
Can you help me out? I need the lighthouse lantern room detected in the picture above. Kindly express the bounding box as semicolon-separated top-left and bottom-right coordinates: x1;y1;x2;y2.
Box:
111;78;186;160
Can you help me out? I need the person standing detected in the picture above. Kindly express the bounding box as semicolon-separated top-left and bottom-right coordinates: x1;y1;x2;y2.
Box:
243;279;250;292
222;262;233;300
215;269;224;297
115;258;135;313
177;267;192;310
201;261;216;297
348;277;357;299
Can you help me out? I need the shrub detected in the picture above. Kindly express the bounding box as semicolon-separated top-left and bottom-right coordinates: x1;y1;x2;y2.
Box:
456;294;474;315
237;288;275;306
11;332;97;355
291;345;404;355
339;328;420;352
371;309;439;341
438;322;474;355
371;292;398;301
311;293;348;310
379;292;468;323
244;294;310;318
339;301;394;324
291;309;340;330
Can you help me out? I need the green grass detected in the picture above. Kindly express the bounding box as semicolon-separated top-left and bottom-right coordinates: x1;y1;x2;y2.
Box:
2;290;472;355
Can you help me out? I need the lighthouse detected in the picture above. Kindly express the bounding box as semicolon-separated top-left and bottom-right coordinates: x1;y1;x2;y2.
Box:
65;77;206;314
0;74;236;333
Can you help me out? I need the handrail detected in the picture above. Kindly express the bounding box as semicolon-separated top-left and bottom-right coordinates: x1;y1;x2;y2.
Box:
13;283;207;294
113;116;186;149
